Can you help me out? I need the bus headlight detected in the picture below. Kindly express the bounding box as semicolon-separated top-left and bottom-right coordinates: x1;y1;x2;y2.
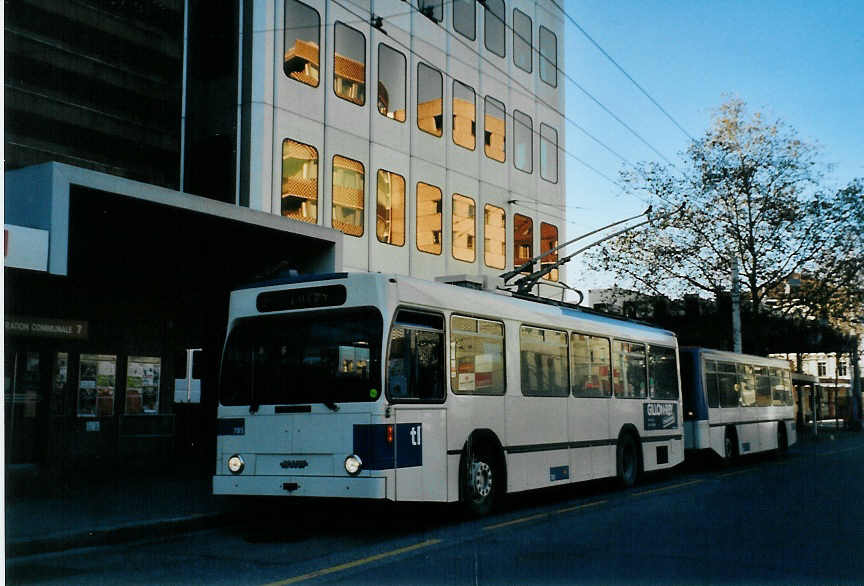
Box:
344;454;362;475
227;454;245;474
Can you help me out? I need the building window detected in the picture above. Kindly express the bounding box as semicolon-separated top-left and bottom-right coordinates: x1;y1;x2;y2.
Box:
417;63;443;137
540;123;558;183
283;0;320;87
540;222;558;281
484;96;506;162
452;193;476;262
838;361;848;377
484;204;506;269
539;26;558;87
332;155;365;236
376;170;405;246
450;316;506;395
126;356;161;414
333;22;365;105
78;354;116;417
417;182;443;254
571;334;612;397
513;109;532;173
514;213;533;272
453;0;475;40
281;139;318;223
520;326;569;397
452;80;476;150
817;362;827;376
612;341;647;398
484;0;505;57
418;0;443;23
377;44;406;122
513;8;532;73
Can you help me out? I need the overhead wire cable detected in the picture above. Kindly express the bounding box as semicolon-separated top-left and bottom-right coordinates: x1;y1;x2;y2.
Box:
548;0;697;144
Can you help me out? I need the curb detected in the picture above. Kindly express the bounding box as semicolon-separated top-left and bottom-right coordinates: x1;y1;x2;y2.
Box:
6;512;231;558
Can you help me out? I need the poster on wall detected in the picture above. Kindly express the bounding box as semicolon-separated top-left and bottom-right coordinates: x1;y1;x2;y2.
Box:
126;356;161;414
78;354;116;417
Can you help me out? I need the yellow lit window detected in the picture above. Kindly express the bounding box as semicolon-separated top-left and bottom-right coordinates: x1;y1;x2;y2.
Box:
484;204;506;269
540;222;559;281
452;194;476;262
376;170;405;246
281;139;318;224
417;182;442;254
332;155;365;237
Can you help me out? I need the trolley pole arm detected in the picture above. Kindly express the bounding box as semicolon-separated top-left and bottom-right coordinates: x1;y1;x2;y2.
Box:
510;203;685;295
499;206;652;283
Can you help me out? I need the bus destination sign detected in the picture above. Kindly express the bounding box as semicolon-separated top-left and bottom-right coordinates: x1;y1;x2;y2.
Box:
256;285;347;312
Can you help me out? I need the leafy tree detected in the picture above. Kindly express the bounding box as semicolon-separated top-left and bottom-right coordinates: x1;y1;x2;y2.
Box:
588;98;863;324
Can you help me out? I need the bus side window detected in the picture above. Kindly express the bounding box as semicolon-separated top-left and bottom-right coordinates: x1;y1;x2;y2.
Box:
704;360;720;408
388;327;409;397
648;346;678;400
387;314;445;402
414;330;444;401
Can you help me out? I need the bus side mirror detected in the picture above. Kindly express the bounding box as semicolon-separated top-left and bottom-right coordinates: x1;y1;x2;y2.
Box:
174;348;203;404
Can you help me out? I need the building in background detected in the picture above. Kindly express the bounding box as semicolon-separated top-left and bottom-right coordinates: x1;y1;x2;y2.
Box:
4;0;565;488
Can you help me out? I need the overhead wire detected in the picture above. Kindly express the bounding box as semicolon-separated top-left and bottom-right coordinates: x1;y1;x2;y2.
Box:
548;0;697;144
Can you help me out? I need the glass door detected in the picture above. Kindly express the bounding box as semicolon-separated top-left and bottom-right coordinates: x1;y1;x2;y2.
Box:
4;349;46;464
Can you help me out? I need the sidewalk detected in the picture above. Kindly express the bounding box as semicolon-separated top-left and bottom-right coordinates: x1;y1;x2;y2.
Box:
5;468;230;558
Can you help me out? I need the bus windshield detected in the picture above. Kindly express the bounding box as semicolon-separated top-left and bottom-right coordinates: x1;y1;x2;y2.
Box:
219;307;382;406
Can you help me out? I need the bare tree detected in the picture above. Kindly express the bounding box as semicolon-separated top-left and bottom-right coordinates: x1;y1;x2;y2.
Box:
589;98;863;322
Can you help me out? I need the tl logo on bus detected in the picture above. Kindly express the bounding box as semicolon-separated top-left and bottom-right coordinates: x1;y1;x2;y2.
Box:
409;425;422;446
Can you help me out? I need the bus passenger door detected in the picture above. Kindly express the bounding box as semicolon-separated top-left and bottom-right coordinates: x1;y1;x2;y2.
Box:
386;314;448;502
393;406;447;502
569;334;613;480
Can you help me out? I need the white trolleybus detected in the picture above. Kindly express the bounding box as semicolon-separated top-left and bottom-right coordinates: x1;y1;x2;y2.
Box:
680;347;796;461
214;272;684;514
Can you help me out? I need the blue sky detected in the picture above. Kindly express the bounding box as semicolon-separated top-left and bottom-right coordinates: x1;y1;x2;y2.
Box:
560;0;864;290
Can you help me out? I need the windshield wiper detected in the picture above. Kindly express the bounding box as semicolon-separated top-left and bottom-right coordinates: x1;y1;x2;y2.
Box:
323;401;340;412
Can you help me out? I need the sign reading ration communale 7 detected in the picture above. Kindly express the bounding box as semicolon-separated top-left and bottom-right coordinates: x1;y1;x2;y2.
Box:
5;316;89;340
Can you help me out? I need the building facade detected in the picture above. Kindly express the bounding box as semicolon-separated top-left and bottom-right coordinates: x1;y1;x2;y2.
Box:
4;0;566;486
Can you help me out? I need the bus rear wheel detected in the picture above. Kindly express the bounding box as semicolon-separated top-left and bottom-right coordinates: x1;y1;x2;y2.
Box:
777;422;788;455
723;427;738;462
463;446;500;516
616;433;641;488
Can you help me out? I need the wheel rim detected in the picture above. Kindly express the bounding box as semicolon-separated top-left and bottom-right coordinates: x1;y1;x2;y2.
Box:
470;460;493;501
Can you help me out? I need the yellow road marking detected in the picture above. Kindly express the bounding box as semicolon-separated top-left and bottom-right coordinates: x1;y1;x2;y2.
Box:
718;468;756;478
482;512;549;531
632;479;703;496
555;500;607;515
263;539;442;585
484;499;608;531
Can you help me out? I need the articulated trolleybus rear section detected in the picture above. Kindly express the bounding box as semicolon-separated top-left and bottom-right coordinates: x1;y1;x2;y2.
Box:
213;272;685;513
680;347;797;460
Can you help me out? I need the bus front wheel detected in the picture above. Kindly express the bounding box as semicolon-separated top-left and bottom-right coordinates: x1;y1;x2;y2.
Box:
462;446;500;516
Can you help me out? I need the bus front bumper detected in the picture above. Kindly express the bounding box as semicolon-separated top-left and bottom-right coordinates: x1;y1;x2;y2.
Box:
213;474;387;499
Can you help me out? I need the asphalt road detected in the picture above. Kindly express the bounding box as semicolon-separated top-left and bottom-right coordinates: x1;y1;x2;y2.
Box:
8;432;864;585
